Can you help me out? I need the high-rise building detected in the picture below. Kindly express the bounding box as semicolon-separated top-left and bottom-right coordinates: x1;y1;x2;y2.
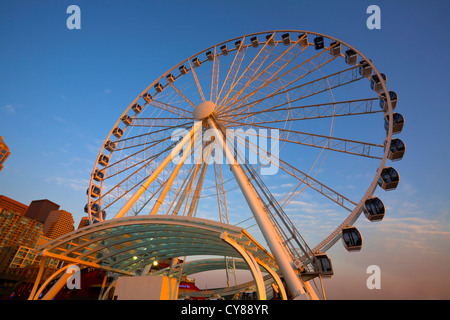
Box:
0;209;44;273
0;195;28;215
24;199;60;224
43;210;74;239
0;136;10;172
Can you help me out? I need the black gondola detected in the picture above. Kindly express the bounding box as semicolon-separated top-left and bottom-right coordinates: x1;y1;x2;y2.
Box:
298;33;308;47
104;140;116;152
87;185;100;198
358;60;373;77
121;115;132;126
370;73;387;92
384;113;405;135
330;41;340;56
206;51;214;61
314;253;333;276
251;36;259;48
266;34;275;46
342;226;363;252
345;49;357;65
235;40;243;50
93;169;104;182
121;115;131;126
132;103;142;113
154;82;163;93
220;45;229;55
380;91;398;111
192;57;200;68
143;92;152;103
281;33;291;45
386;138;405;161
378;167;399;191
113;127;123;139
165;73;175;83
84;203;100;214
179;65;188;75
98;154;109;167
314;36;324;50
363;196;385;222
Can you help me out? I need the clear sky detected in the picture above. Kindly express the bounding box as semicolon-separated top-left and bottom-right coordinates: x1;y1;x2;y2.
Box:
0;0;449;299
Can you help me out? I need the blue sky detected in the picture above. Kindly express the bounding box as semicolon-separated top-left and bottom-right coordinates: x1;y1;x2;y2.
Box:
0;1;449;299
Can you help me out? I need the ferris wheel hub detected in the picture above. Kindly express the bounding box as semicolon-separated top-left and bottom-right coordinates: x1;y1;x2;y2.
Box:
192;100;215;119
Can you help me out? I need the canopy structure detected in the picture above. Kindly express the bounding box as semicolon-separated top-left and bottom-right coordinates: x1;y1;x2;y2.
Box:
28;215;287;300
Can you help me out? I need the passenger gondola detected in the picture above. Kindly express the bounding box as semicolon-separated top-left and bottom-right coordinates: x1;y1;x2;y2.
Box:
87;185;101;198
298;33;308;47
330;41;340;56
235;40;243;50
220;45;229;55
370;73;387;92
98;154;109;167
358;60;373;77
378;167;399;191
84;203;100;215
93;169;104;182
266;34;275;46
154;82;163;93
384;113;405;134
380;91;398;111
345;49;357;65
132;103;142;113
341;226;363;252
206;51;214;61
104;140;116;152
363;197;385;222
281;33;291;45
143;92;152;103
113;127;123;139
314;36;324;50
165;73;175;83
121;115;131;126
192;57;200;68
179;65;188;75
251;36;259;48
314;253;333;276
385;138;405;161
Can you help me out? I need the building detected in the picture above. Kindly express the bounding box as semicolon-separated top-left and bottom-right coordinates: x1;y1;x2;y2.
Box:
0;209;44;274
0;195;28;215
77;216;89;229
24;199;60;224
43;210;74;239
0;136;10;172
0;210;43;249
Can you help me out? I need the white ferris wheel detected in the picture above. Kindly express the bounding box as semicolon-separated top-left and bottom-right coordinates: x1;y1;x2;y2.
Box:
85;30;405;299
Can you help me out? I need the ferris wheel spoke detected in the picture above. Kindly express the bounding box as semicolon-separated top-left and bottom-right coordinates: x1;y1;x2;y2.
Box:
220;65;361;119
167;81;197;109
148;99;192;118
97;141;179;208
215;38;247;106
218;36;332;115
216;39;274;110
223;120;384;159
129;118;193;128
210;47;220;103
187;60;206;103
219;98;381;125
217;39;278;113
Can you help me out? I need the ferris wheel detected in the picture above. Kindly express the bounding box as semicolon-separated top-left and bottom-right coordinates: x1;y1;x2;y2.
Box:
85;30;404;299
